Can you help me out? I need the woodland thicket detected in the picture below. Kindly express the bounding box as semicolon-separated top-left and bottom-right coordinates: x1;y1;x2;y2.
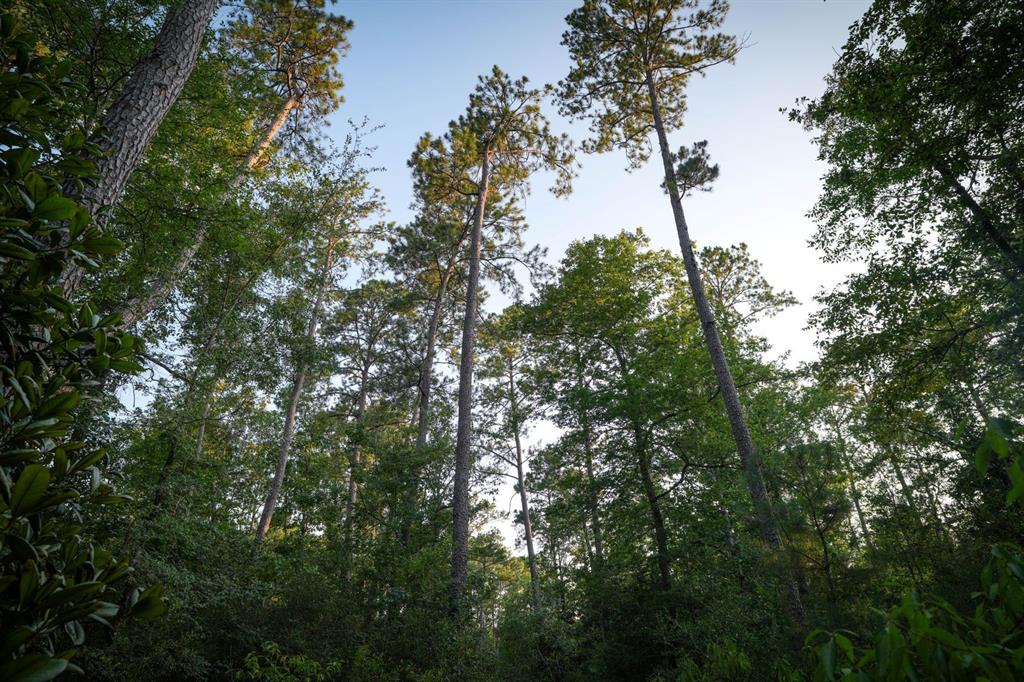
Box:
1;1;1022;680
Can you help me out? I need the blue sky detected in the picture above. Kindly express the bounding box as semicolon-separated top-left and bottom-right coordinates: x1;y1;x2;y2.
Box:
328;0;870;364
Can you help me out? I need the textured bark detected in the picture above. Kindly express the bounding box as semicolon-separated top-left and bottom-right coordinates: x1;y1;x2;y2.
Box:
254;243;333;544
451;148;491;615
115;95;300;327
62;0;219;297
645;71;806;625
509;364;540;607
88;0;219;213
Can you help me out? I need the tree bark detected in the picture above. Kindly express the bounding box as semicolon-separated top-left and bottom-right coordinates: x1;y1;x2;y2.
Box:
645;70;806;626
509;363;541;608
62;0;220;297
450;147;491;616
254;241;333;544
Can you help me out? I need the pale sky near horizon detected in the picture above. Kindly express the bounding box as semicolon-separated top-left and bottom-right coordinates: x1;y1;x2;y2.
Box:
321;0;873;547
329;0;871;366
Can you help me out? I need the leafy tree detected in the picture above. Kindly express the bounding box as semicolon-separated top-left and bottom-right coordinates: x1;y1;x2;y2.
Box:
558;0;806;623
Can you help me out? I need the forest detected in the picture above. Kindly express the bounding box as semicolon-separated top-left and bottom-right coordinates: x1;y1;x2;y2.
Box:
0;0;1022;679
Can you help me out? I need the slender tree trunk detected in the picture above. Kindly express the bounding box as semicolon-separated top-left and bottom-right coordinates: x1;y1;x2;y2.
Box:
152;432;179;510
342;364;370;574
581;419;604;566
645;71;806;625
62;0;220;297
254;243;333;544
195;397;211;455
401;262;455;547
509;364;540;608
634;428;672;594
115;95;300;326
451;147;491;615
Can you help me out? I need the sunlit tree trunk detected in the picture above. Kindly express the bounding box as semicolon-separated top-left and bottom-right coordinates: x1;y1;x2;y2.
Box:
645;70;806;626
116;94;301;327
451;146;491;615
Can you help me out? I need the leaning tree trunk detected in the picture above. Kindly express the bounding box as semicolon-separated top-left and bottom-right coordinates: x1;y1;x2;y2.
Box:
254;243;333;544
116;94;301;327
450;147;491;616
509;363;540;608
645;71;806;626
62;0;220;297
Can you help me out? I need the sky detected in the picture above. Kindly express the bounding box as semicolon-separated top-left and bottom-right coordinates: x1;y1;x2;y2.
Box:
329;0;871;365
317;0;872;547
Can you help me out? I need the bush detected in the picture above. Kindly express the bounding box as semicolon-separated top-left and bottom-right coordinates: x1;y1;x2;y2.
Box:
0;12;156;681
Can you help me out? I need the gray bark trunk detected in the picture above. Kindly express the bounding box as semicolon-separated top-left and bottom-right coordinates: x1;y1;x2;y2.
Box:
254;242;332;543
645;71;806;626
450;147;491;615
582;419;604;565
62;0;220;297
635;429;672;593
509;364;540;608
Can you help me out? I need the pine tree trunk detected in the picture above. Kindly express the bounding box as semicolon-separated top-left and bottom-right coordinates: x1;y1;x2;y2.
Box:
450;147;491;615
254;243;332;544
114;95;300;327
509;364;540;607
62;0;219;297
645;71;806;626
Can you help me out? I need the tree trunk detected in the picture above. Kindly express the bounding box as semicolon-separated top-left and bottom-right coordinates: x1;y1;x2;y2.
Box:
254;242;332;544
450;147;491;616
645;71;806;626
62;0;220;297
342;364;370;574
634;428;672;594
115;95;300;327
401;261;455;547
509;364;541;608
582;419;604;566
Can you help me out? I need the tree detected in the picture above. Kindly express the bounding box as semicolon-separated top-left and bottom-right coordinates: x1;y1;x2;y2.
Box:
60;0;220;296
558;0;806;624
254;140;383;545
114;0;353;328
443;66;574;615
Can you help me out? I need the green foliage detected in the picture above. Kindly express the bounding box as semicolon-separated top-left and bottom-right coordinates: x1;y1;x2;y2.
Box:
810;544;1024;681
235;642;343;682
0;12;154;680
